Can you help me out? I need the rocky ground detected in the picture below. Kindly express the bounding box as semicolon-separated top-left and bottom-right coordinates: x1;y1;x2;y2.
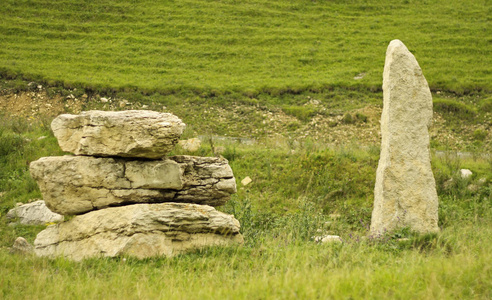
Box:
0;86;490;152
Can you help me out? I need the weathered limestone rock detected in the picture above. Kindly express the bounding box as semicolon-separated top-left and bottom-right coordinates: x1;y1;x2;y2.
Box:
10;237;34;255
371;40;439;234
34;203;243;261
51;110;185;158
30;155;236;215
6;200;64;225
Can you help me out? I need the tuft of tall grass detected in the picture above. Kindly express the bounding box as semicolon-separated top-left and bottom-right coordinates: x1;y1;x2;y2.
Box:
0;114;64;215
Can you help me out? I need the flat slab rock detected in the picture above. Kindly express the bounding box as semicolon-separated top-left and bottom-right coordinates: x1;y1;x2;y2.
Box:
51;110;185;159
30;155;236;215
34;203;243;261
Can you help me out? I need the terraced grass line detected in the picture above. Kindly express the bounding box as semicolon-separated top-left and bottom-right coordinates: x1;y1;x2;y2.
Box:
1;0;491;96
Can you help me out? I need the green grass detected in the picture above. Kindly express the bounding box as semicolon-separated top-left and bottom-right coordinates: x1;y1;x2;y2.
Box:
1;0;491;96
0;114;64;212
0;113;491;298
433;97;477;120
1;0;491;298
1;223;491;299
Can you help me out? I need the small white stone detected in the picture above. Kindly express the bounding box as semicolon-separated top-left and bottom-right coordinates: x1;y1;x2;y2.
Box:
353;73;366;80
460;169;473;179
100;97;109;103
313;235;342;243
241;176;252;186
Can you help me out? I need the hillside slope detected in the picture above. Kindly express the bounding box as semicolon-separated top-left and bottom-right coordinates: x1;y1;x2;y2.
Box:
1;0;491;95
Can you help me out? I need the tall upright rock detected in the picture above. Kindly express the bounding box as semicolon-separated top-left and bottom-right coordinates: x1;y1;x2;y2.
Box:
371;40;439;234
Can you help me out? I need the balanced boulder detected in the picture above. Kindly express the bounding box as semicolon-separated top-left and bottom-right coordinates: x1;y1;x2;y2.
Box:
51;110;185;159
371;40;439;234
32;110;243;260
30;155;236;215
34;203;243;261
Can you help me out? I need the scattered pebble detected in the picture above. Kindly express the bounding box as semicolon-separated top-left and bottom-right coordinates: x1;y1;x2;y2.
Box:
241;176;252;186
460;169;473;179
313;235;342;243
353;73;366;80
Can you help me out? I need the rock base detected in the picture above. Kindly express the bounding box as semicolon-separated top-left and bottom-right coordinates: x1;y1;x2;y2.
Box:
34;203;243;261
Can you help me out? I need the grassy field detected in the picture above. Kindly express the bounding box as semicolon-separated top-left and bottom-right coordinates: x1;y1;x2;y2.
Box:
1;0;491;95
0;113;491;299
1;224;491;299
1;0;491;298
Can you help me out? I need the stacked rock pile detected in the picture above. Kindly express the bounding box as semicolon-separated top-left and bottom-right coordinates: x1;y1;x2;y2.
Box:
31;110;243;261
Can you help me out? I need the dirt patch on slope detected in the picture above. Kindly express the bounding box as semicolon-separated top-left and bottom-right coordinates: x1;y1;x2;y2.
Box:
0;90;82;118
0;87;489;151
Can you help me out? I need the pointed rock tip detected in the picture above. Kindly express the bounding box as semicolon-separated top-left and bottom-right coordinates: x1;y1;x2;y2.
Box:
387;39;408;52
389;39;404;46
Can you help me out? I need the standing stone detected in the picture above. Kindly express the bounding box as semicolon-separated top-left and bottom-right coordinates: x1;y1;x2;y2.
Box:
371;40;439;235
51;110;185;159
